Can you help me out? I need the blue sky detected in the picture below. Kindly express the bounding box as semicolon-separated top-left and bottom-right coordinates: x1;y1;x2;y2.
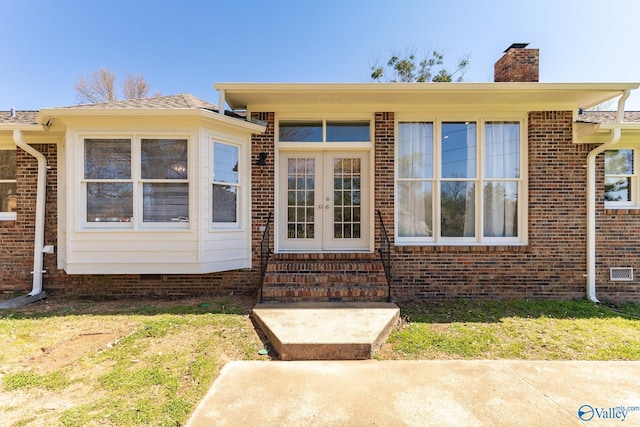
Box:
2;0;640;110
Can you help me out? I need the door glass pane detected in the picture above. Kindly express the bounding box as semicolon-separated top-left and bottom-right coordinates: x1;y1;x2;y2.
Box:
280;121;322;142
441;181;475;237
483;181;518;237
333;157;361;239
287;158;315;238
327;121;370;142
441;122;476;179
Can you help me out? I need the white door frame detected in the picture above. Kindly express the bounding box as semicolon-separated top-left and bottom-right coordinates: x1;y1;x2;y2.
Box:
275;149;374;253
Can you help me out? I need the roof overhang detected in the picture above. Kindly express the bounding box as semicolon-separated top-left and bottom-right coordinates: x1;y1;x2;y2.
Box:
216;82;640;113
35;107;265;134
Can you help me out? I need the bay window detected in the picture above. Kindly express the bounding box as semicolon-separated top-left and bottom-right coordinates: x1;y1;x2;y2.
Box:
83;137;189;228
396;119;523;244
0;149;17;219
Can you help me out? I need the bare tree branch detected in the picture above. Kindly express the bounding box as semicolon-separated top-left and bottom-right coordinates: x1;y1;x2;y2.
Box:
122;73;149;99
74;67;117;104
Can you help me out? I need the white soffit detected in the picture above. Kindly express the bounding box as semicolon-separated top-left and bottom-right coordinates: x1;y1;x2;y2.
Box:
216;82;640;112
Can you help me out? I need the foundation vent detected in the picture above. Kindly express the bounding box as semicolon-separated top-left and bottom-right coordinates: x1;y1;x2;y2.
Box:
610;267;634;282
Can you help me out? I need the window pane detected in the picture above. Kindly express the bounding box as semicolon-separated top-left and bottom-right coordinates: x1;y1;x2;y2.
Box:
0;183;17;213
0;150;16;180
485;122;519;178
441;181;475;237
326;121;370;142
605;150;633;175
484;181;518;237
213;143;239;184
86;182;133;222
398;122;433;179
141;139;188;179
143;183;188;222
279;121;322;142
605;177;631;202
398;181;432;237
213;184;237;222
441;122;476;178
85;139;131;179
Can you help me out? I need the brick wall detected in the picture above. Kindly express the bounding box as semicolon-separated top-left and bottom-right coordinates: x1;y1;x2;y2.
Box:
595;154;640;303
379;111;594;301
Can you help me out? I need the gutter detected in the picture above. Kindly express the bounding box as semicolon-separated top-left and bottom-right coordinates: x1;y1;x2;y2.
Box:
585;90;630;303
12;130;49;297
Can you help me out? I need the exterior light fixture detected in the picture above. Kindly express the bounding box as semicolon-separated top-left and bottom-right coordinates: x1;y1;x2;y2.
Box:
256;152;268;166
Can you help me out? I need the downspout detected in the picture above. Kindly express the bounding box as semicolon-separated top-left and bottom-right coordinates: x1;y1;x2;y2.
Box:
585;90;630;302
13;130;48;296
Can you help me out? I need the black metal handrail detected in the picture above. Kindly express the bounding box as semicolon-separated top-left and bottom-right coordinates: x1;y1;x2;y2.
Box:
259;211;273;302
377;210;392;302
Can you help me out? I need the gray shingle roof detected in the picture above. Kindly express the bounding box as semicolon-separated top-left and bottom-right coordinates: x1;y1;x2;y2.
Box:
577;111;640;124
61;93;219;111
0;110;38;124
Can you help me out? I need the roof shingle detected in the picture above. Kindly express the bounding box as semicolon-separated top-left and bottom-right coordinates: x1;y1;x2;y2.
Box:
0;110;38;125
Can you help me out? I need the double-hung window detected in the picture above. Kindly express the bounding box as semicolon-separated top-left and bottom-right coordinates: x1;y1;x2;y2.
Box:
83;137;189;228
212;142;240;225
604;149;636;206
0;149;17;220
396;119;523;244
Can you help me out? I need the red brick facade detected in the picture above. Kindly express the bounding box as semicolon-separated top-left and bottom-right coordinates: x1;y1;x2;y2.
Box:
1;110;638;303
494;47;539;83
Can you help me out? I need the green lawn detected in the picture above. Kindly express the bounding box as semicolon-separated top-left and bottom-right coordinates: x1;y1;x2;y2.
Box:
379;299;640;360
1;297;639;426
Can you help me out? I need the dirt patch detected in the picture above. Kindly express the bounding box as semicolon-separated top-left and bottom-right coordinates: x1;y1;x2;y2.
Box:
0;295;263;426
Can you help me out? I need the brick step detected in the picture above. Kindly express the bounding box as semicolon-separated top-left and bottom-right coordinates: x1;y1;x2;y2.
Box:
260;285;389;303
261;254;389;302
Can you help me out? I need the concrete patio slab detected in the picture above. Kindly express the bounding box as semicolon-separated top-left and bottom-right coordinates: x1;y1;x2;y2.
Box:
186;360;640;427
252;302;399;360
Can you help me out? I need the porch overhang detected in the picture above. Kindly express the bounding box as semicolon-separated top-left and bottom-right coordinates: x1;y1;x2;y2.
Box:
216;82;640;114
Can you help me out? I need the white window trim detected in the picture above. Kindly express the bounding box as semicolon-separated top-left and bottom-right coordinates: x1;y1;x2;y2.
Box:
394;114;528;246
79;133;191;230
604;147;639;208
211;140;242;229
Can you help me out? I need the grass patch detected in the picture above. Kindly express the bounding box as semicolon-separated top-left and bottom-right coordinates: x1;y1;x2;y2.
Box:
3;370;71;391
383;299;640;360
0;296;265;426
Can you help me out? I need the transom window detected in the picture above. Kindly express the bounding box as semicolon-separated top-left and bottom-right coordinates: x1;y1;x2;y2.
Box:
0;149;17;219
279;120;370;142
605;149;636;206
212;142;240;224
83;137;189;228
396;119;523;244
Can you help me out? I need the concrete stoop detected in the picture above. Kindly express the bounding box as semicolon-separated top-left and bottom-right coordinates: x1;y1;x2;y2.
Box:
252;302;399;360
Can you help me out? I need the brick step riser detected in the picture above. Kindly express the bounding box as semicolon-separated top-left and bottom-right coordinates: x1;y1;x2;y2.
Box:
261;287;389;302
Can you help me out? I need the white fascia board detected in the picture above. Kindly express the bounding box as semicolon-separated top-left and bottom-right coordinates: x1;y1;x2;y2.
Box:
216;82;640;112
36;108;265;134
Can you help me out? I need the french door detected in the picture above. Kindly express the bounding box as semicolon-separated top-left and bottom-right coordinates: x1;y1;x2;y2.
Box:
278;151;371;251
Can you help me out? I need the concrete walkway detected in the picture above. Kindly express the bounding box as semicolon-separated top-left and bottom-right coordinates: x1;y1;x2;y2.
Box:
186;360;640;426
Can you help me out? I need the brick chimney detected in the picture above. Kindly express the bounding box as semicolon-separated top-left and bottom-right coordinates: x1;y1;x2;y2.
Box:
494;43;539;82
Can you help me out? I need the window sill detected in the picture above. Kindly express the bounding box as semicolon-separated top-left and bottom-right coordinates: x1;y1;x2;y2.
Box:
603;208;640;215
395;244;529;254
